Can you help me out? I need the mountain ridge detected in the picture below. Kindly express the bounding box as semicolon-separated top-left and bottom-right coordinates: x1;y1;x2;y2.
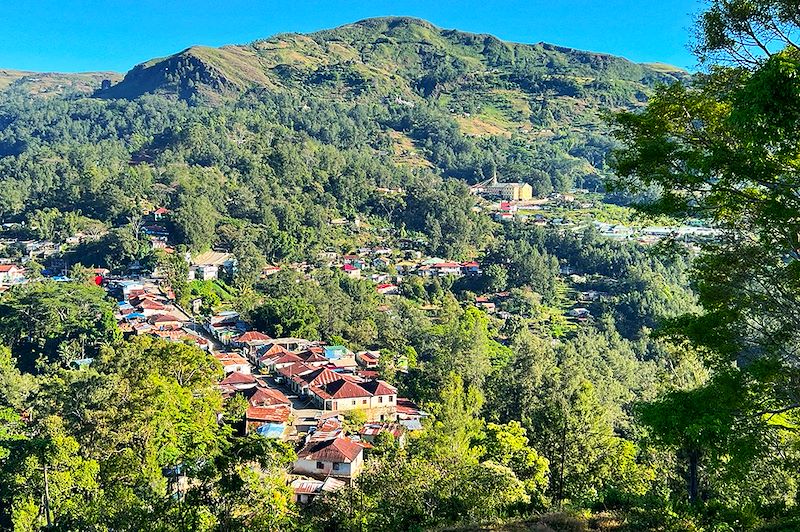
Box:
95;16;687;102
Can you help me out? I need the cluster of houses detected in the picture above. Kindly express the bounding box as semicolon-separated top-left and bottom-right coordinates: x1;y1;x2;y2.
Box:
109;279;207;347
331;248;482;283
204;323;427;504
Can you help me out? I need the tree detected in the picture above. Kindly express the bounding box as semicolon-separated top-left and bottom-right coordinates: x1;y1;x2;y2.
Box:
173;195;219;252
476;421;550;506
251;296;320;339
611;1;800;520
483;263;508;292
0;281;119;371
156;250;189;301
0;416;102;531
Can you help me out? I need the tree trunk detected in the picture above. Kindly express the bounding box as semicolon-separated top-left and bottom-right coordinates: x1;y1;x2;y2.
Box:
687;448;700;504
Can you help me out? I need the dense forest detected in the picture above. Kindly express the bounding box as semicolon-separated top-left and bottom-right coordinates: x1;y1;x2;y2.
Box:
0;4;799;531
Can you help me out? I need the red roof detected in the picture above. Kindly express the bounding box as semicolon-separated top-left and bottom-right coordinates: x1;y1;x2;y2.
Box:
433;262;461;268
151;313;184;323
359;422;405;439
154;207;170;215
316;379;373;400
139;299;167;310
263;352;303;366
258;343;290;358
247;386;290;406
247;405;291;423
358;379;396;396
277;362;314;379
396;398;424;417
0;265;22;273
297;437;363;463
234;331;272;344
342;264;358;272
220;371;257;386
298;351;328;364
298;367;346;388
358;351;379;363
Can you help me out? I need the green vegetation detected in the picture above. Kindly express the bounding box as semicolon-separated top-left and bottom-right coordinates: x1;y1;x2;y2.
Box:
1;8;798;531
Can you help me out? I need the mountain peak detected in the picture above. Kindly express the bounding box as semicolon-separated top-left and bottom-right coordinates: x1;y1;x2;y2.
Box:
95;18;686;102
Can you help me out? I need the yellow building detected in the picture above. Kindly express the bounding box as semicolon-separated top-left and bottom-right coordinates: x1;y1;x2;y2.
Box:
483;179;533;201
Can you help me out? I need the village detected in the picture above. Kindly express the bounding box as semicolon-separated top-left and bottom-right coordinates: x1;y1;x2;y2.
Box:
0;179;720;503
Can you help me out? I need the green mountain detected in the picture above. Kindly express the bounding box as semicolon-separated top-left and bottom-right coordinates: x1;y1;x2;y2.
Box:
101;17;684;102
94;17;685;181
0;17;688;262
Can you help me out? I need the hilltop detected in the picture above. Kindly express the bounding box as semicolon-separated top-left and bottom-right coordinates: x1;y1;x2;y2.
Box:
99;17;685;102
0;69;121;97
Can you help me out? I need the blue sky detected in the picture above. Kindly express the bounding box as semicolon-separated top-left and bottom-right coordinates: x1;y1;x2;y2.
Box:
2;0;702;73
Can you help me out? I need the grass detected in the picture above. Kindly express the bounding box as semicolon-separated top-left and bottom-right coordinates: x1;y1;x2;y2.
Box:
388;130;434;168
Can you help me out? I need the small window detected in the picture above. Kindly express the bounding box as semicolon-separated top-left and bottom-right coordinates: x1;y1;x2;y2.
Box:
333;462;341;471
316;461;324;470
352;400;356;406
379;396;383;403
362;399;367;404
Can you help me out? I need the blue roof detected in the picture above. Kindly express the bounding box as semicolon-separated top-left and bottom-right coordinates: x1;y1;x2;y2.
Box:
255;423;285;439
400;419;423;431
324;345;347;359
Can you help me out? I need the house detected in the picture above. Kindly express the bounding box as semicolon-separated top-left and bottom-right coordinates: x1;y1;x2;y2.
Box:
133;297;169;317
260;351;304;372
219;371;258;391
213;352;251;374
476;300;496;313
429;262;463;277
461;261;480;276
359;422;407;447
262;265;281;277
499;201;518;213
268;337;313;352
149;313;186;331
341;264;360;279
233;330;272;358
0;264;25;284
255;342;291;366
294;436;365;480
473;176;533;201
152;207;170;221
291;477;346;504
205;312;245;345
280;364;397;421
376;283;399;295
342;256;366;269
243;385;292;435
373;256;391;269
356;351;380;369
568;307;592;320
189;251;236;281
